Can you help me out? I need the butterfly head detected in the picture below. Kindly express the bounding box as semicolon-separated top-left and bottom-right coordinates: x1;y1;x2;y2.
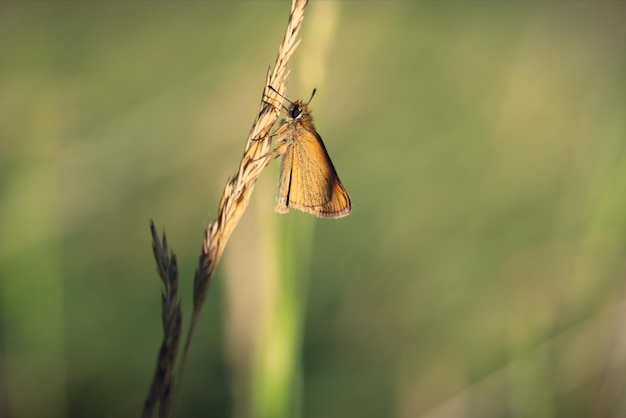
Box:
289;101;303;118
287;100;314;125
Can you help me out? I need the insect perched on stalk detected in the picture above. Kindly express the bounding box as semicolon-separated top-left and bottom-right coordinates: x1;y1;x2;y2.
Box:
269;87;352;219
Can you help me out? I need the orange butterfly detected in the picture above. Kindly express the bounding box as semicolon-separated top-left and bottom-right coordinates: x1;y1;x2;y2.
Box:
271;89;351;219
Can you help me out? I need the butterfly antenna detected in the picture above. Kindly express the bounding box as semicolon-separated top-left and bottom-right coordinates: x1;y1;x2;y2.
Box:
307;88;317;105
267;85;295;113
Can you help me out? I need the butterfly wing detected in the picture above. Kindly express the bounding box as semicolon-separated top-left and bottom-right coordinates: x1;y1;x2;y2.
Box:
280;126;351;218
275;139;295;214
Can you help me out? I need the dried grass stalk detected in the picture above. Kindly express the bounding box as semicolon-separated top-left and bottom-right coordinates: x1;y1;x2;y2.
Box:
143;222;182;418
143;1;309;416
185;0;308;385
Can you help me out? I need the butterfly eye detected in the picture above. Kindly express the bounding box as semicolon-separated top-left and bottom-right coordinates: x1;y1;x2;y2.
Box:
290;105;302;118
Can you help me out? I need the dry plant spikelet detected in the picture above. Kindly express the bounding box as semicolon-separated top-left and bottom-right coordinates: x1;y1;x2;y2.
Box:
143;222;182;418
186;0;308;384
143;1;309;417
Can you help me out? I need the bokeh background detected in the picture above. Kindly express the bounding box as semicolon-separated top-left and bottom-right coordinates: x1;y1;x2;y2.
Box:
2;1;626;417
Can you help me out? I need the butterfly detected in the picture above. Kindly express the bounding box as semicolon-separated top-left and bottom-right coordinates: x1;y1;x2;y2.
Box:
271;89;351;219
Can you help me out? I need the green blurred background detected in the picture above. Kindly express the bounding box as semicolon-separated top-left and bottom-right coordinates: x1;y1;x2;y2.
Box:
2;1;626;417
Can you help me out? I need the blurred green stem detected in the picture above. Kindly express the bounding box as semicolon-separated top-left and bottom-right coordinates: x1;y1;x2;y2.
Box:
250;3;340;416
252;212;314;418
